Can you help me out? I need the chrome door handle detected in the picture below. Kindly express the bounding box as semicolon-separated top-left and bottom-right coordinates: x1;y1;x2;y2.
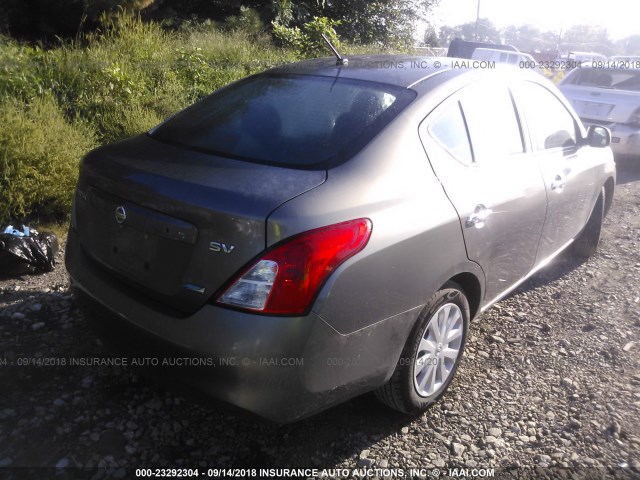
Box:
551;175;565;191
466;204;493;229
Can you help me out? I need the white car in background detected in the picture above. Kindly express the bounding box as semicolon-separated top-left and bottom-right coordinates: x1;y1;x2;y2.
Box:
559;67;640;157
471;47;535;65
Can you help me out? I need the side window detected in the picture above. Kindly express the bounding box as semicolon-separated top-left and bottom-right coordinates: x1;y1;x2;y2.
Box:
513;82;578;151
459;82;525;162
500;52;507;62
425;101;473;165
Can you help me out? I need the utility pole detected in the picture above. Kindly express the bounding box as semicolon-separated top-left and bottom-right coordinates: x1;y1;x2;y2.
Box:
475;0;481;41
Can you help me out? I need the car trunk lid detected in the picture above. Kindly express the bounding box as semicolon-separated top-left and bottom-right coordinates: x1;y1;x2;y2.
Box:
562;86;640;124
74;134;326;314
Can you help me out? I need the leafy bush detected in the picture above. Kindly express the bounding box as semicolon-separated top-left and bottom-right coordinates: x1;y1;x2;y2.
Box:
0;96;97;220
273;16;341;58
223;7;265;36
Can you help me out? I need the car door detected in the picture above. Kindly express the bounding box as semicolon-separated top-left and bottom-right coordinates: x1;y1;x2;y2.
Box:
510;80;597;264
419;81;547;304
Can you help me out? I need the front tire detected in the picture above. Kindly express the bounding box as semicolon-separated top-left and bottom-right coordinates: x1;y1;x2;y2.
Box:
375;283;470;415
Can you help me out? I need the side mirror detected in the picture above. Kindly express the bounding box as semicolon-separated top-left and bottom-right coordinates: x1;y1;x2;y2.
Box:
585;125;611;148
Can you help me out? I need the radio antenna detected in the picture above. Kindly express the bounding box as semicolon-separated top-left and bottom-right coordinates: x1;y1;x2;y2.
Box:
321;34;348;66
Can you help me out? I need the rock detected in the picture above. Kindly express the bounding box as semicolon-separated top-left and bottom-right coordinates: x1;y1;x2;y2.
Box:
489;335;505;344
359;450;370;459
451;443;465;456
53;399;66;407
538;454;552;464
561;378;573;388
400;427;409;435
568;419;582;429
0;458;12;467
434;459;446;468
356;458;373;468
31;322;45;331
0;409;16;419
82;376;94;388
488;428;502;437
378;459;388;468
55;458;69;469
30;303;42;312
623;342;634;352
10;312;25;320
485;435;498;444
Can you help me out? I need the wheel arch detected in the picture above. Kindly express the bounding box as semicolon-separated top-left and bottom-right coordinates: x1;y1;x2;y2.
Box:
444;272;482;320
603;176;614;217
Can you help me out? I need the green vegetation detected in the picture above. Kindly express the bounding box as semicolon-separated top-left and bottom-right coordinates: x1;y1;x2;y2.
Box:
0;0;435;225
0;95;96;221
0;6;420;224
0;13;301;222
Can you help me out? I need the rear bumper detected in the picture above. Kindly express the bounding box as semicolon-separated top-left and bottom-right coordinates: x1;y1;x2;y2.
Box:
65;227;414;422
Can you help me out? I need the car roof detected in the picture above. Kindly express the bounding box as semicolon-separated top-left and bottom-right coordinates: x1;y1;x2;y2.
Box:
267;55;459;89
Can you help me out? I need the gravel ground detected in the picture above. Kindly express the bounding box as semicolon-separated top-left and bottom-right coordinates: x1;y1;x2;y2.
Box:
1;161;639;480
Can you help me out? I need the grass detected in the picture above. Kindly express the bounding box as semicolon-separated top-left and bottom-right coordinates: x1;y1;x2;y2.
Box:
0;12;402;227
0;13;299;225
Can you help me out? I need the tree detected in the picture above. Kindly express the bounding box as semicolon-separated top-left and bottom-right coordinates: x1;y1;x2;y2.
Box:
619;35;640;55
502;24;559;52
422;22;440;47
300;0;440;47
2;0;159;39
438;18;500;46
561;24;610;50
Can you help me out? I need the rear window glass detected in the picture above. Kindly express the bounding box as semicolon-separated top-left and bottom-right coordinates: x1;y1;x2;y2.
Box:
150;75;416;168
565;69;640;91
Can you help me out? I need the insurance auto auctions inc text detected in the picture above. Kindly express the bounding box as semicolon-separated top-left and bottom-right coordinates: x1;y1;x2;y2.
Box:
192;467;496;478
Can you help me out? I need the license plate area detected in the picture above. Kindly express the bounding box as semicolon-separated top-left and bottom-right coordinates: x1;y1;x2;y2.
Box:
575;100;614;118
78;187;198;296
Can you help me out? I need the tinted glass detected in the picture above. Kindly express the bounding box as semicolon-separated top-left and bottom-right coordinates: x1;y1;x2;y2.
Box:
566;68;640;92
151;75;416;168
513;82;577;151
460;83;524;162
427;102;473;164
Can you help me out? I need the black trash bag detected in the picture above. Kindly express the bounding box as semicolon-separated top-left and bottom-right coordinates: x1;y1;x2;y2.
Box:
0;231;59;276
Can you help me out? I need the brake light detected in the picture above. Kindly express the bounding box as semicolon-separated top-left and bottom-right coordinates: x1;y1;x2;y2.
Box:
215;219;372;315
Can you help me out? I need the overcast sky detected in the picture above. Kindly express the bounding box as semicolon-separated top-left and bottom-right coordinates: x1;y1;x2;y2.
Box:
430;0;639;40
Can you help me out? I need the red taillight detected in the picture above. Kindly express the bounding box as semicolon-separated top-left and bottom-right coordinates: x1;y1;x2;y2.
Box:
215;218;372;315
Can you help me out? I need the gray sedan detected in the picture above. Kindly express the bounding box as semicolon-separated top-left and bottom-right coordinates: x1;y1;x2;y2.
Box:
66;55;615;422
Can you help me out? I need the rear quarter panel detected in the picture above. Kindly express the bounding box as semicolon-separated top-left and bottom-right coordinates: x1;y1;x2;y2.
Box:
267;88;485;335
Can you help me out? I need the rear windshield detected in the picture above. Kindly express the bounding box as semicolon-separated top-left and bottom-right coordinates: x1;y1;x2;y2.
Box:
150;74;416;168
565;68;640;91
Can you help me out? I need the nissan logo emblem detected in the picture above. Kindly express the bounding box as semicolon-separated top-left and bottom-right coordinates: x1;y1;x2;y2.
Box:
115;206;127;224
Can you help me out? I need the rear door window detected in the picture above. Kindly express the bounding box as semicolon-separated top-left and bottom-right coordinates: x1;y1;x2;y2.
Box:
459;82;525;162
512;82;578;151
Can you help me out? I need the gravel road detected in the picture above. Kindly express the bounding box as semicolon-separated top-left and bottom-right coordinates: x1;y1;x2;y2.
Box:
1;161;639;480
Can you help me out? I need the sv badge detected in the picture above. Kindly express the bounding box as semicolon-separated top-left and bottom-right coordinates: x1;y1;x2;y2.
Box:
209;242;235;254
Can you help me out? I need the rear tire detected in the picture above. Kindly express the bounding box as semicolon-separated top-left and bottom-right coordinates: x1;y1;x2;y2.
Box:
572;187;605;259
375;283;470;415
